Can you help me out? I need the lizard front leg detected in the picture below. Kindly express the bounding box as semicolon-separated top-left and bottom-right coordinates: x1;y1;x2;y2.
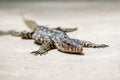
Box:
31;38;54;56
71;39;108;48
53;27;77;32
79;40;109;48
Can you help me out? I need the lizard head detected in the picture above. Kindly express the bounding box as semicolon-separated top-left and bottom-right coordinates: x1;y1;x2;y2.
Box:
55;39;83;53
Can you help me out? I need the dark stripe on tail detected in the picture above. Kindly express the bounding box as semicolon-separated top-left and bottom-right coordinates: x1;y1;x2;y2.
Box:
11;31;34;39
21;32;34;39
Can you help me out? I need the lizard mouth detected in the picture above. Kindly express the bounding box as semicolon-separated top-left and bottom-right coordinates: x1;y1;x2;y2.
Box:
59;42;83;53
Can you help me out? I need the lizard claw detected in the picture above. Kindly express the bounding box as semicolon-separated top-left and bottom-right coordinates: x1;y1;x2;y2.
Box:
30;49;47;56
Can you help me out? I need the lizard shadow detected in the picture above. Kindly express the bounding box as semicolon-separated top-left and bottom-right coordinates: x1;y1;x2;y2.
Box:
63;52;85;56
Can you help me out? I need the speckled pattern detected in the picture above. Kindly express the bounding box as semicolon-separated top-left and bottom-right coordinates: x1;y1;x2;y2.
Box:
11;23;108;55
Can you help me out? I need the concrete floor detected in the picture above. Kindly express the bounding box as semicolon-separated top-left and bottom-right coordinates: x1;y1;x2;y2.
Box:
0;1;120;80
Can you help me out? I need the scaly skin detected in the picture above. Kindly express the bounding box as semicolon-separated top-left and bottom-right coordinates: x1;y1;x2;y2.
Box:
10;19;108;55
11;26;83;55
0;17;108;55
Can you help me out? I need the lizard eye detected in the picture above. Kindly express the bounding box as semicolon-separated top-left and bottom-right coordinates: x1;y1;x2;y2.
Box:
44;39;48;43
43;36;50;43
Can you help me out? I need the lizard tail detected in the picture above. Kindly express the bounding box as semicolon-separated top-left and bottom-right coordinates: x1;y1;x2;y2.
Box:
0;30;17;36
0;14;38;36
